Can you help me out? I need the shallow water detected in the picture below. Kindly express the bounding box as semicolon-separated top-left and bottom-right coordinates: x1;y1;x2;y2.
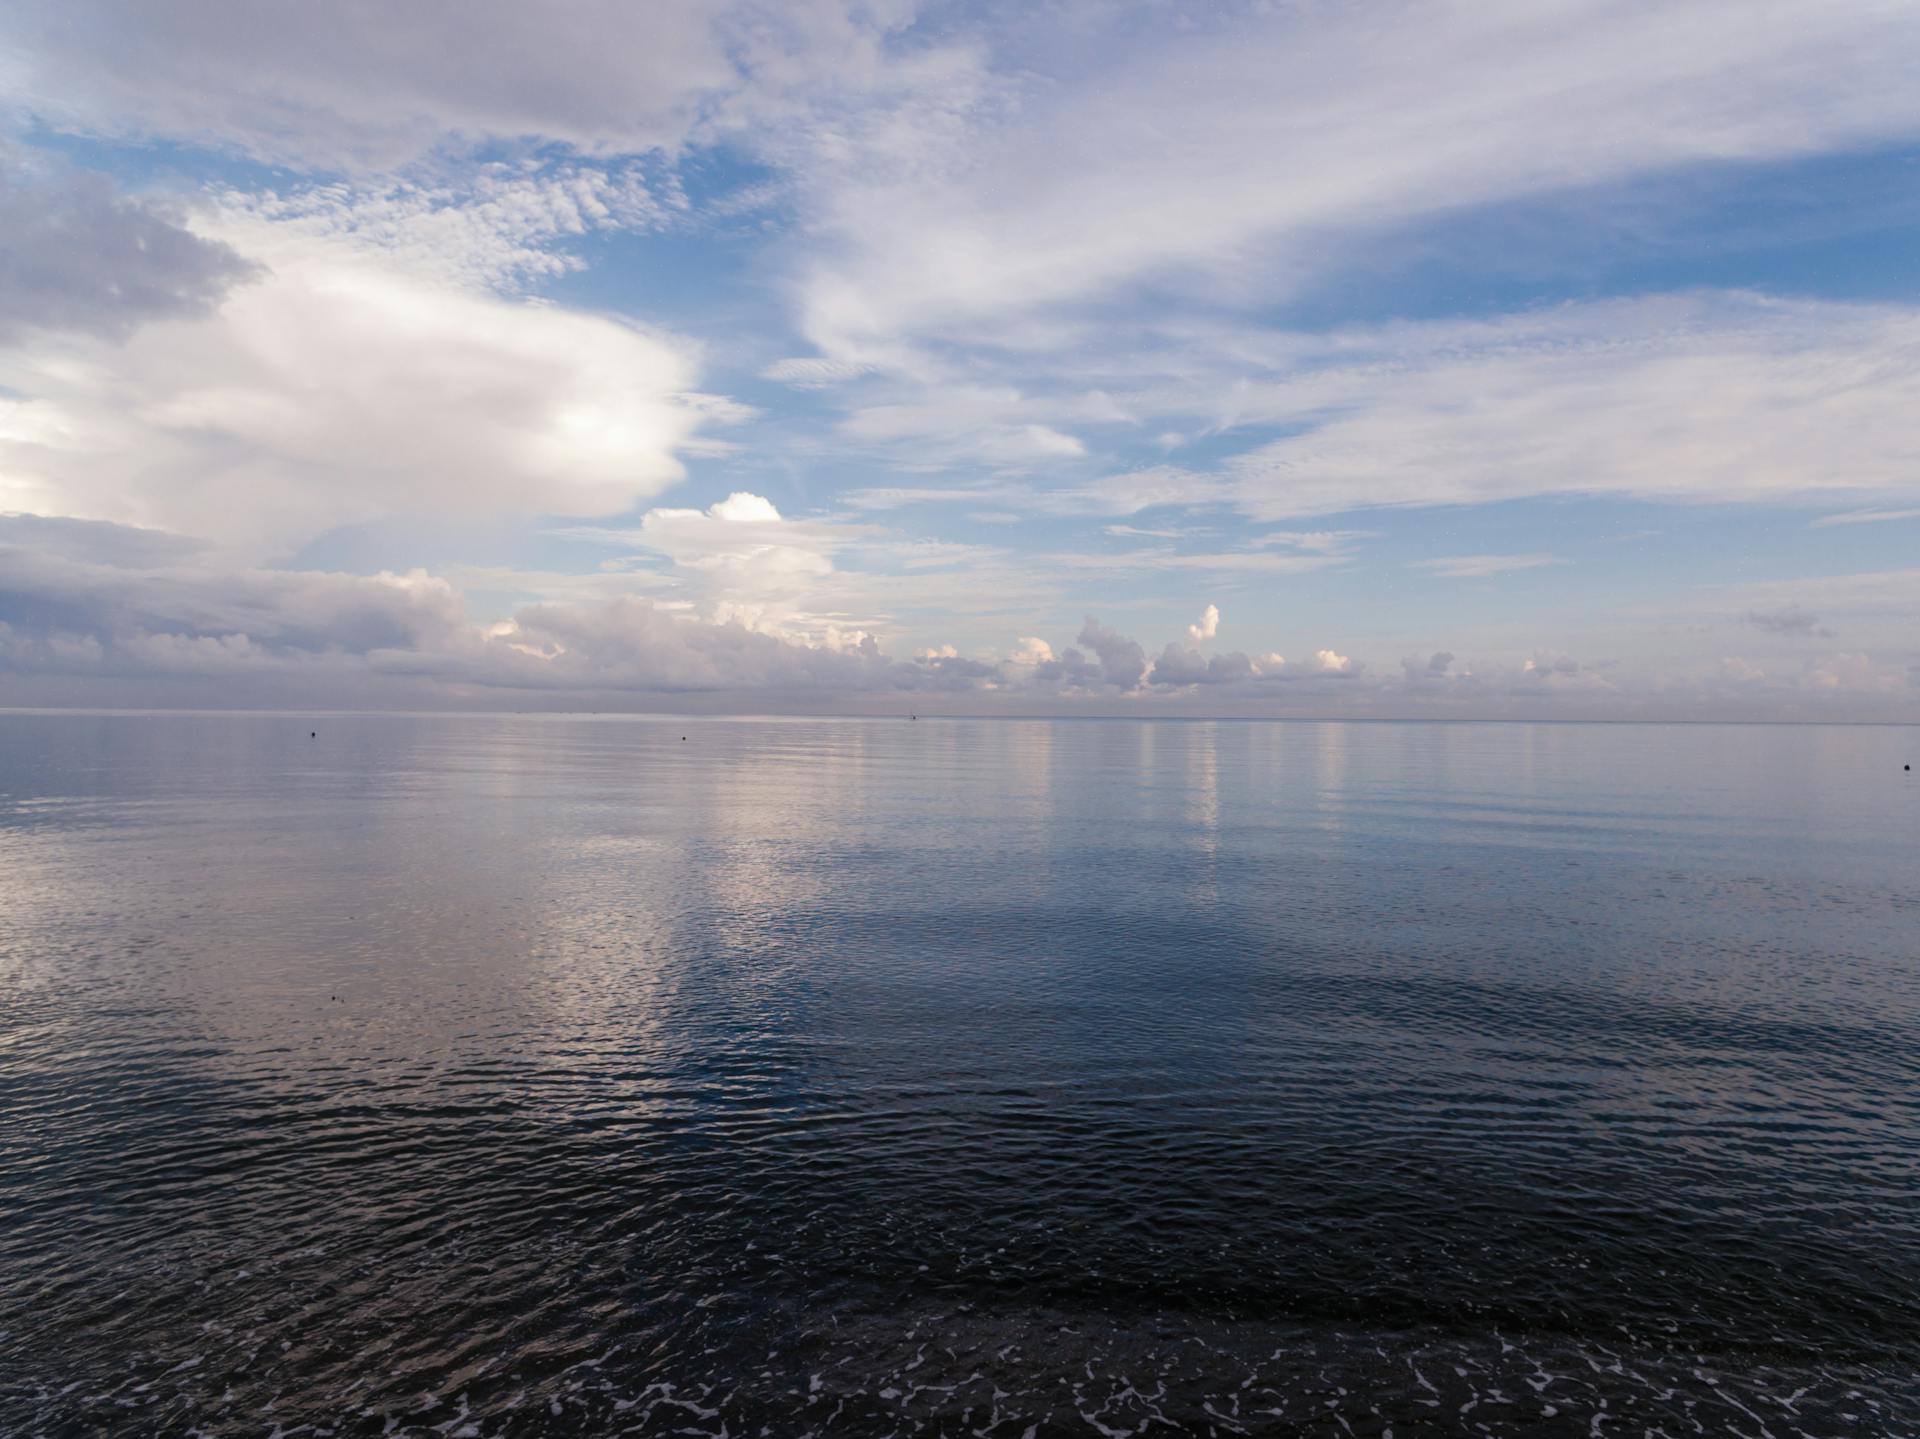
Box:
1;713;1917;1436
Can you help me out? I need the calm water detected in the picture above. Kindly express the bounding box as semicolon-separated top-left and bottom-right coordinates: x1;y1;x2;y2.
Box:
2;713;1917;1437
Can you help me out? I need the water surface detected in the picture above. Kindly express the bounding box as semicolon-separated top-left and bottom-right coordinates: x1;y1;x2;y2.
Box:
2;714;1917;1435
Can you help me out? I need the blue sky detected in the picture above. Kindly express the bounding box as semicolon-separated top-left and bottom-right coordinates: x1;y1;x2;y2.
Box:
1;0;1917;716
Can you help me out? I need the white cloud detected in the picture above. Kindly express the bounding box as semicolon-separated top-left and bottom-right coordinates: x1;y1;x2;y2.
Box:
1185;603;1219;644
786;2;1920;364
1046;548;1340;578
0;1;923;172
1097;294;1920;520
760;356;876;388
1809;507;1920;527
0;515;1001;697
835;385;1099;472
5;521;1909;716
707;491;785;524
0;201;728;552
235;166;686;291
1415;554;1560;580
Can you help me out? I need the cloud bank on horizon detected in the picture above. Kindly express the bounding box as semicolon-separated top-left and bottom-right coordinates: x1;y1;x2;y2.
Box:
1;0;1917;717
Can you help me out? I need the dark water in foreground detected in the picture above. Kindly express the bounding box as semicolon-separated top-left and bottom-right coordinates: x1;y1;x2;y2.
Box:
2;713;1917;1437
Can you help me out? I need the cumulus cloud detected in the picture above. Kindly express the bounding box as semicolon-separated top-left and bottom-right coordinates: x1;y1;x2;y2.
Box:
0;517;1001;697
469;597;994;695
577;491;889;647
1148;643;1258;688
1056;617;1343;692
0;201;728;551
0;532;470;678
1401;651;1462;685
1075;616;1147;690
1185;603;1219;644
4;526;1909;717
1520;652;1597;684
0;162;258;344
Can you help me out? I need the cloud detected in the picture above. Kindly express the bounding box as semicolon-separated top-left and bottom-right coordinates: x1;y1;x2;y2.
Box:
0;1;921;172
1065;617;1336;692
1401;651;1462;685
1185;603;1219;644
838;289;1920;524
1809;507;1920;528
0;199;728;551
0;532;470;677
1075;616;1148;690
1189;294;1920;520
706;491;784;524
1008;636;1053;667
571;491;889;647
470;597;996;695
1740;606;1835;639
1148;642;1258;688
236;166;687;291
0;512;207;567
1520;652;1595;684
836;386;1096;472
787;2;1920;363
4;523;1909;717
0;161;257;344
0;517;1001;697
1415;554;1560;579
761;356;877;388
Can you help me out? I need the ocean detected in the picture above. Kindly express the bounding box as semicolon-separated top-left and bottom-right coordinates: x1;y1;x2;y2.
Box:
2;712;1916;1436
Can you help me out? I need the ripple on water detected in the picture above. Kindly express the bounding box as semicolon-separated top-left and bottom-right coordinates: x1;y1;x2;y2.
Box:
2;714;1917;1435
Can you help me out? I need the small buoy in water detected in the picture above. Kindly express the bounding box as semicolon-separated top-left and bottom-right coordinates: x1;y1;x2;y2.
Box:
682;736;687;741
310;731;316;738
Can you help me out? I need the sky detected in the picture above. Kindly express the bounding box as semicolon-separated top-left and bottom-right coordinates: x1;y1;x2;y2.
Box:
1;0;1918;719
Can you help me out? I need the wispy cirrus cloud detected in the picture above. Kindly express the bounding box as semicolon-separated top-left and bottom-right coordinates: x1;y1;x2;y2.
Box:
1809;508;1920;528
1415;554;1560;580
0;1;925;172
783;1;1920;366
